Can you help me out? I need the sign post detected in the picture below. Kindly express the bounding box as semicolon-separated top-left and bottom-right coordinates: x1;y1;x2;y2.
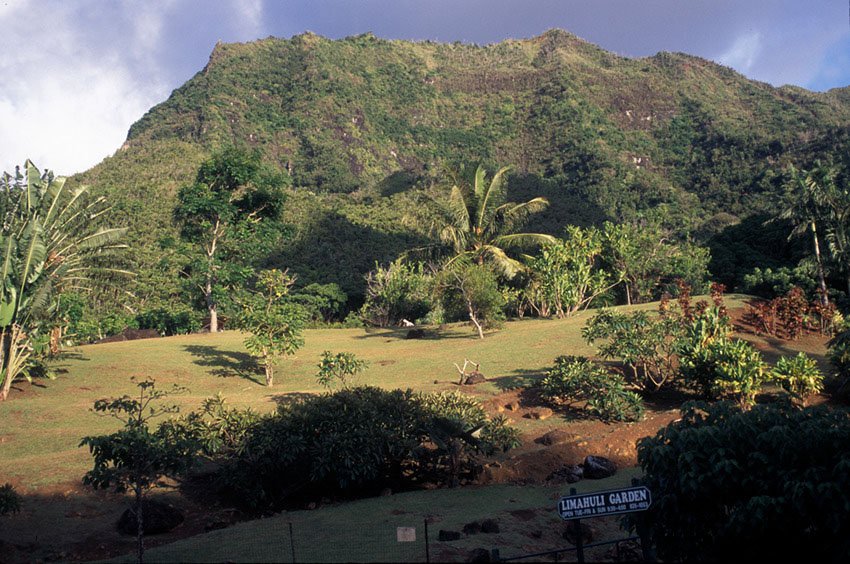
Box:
558;485;652;563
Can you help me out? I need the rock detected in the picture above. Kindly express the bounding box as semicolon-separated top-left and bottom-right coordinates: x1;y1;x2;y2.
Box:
380;488;393;497
480;519;500;534
117;499;184;535
535;429;577;446
406;328;426;339
505;401;520;412
524;407;554;420
438;529;462;541
463;521;482;535
582;455;617;479
462;371;486;385
546;464;583;484
562;520;594;545
467;548;491;563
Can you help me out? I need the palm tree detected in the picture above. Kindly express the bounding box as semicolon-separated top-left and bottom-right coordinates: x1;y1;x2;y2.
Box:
0;161;127;400
777;163;830;305
433;164;555;278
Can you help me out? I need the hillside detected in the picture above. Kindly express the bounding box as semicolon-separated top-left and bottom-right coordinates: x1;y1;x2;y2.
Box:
72;29;850;309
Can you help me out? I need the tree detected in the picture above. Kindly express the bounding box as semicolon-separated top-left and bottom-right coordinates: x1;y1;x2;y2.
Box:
0;161;127;401
315;351;369;389
433;164;555;278
236;269;306;386
174;147;286;333
438;261;505;339
80;379;198;564
526;225;618;318
777;163;831;305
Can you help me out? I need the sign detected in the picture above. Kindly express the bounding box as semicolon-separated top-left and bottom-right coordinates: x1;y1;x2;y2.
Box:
558;486;651;520
396;527;416;542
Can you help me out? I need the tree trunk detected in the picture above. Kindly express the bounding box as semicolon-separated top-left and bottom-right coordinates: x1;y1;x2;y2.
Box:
205;278;218;333
625;283;632;306
0;329;12;402
135;486;145;564
467;305;484;339
811;221;829;306
265;361;274;387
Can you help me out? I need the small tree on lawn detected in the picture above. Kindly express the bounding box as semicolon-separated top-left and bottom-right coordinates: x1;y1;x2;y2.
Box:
236;269;306;386
80;379;197;564
316;351;369;390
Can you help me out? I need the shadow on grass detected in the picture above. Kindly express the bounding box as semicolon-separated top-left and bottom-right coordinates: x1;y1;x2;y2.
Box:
183;345;263;385
353;326;475;341
490;367;546;391
270;392;316;409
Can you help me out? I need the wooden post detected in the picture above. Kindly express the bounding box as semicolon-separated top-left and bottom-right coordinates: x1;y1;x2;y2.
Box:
571;487;585;564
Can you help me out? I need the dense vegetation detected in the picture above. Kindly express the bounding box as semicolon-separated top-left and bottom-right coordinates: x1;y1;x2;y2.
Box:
68;30;850;325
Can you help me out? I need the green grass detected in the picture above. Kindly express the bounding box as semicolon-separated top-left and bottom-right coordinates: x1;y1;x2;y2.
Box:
109;470;641;563
0;294;817;489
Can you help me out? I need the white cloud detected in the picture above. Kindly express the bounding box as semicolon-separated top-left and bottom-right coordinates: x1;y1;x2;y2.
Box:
0;1;169;176
717;31;763;74
234;0;265;38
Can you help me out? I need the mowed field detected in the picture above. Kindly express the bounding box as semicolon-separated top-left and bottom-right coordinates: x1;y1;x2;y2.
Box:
0;295;831;562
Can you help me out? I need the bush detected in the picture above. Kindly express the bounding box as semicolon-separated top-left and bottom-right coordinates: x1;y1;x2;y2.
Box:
136;307;202;336
360;260;433;327
772;352;824;404
630;401;850;562
217;387;519;510
538;356;644;422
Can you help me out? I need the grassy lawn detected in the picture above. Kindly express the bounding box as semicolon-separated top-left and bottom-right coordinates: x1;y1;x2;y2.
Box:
0;295;831;562
0;294;822;489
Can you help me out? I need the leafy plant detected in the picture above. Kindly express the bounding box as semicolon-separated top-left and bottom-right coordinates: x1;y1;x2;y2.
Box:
679;310;766;408
438;261;505;339
315;351;369;389
538;356;644;422
771;352;824;405
629;401;850;562
360;259;433;327
0;161;127;400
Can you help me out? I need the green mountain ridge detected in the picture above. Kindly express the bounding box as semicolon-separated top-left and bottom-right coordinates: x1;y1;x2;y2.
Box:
72;29;850;310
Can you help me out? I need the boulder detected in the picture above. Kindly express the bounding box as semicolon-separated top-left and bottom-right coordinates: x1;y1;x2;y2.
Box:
582;455;617;479
462;372;486;385
546;464;584;484
535;429;577;446
480;519;500;534
463;521;482;535
467;548;491;563
438;529;462;541
117;499;184;535
524;407;554;420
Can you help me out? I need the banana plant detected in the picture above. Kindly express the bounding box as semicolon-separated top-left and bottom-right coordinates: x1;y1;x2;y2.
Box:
0;161;128;401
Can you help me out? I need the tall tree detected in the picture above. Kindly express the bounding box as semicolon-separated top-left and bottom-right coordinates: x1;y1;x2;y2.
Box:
778;163;831;305
174;147;286;333
0;161;127;401
433;164;555;278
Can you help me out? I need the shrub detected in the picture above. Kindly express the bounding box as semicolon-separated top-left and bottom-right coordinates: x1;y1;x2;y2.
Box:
680;335;767;408
630;401;850;562
217;387;519;509
772;352;824;404
360;259;433;327
538;356;644;422
136;307;202;336
315;351;369;389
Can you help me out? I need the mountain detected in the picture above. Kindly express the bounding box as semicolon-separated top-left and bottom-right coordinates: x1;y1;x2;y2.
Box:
72;30;850;310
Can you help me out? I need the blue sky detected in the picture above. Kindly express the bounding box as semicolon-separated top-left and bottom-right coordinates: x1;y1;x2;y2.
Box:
1;0;848;175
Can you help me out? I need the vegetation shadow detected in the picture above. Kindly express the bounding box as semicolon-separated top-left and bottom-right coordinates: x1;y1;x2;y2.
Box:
270;392;316;409
353;326;473;341
183;345;263;385
491;367;547;391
